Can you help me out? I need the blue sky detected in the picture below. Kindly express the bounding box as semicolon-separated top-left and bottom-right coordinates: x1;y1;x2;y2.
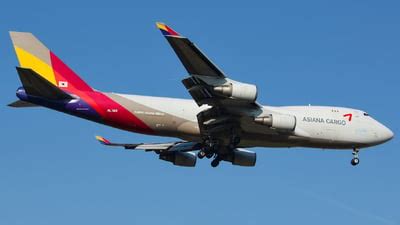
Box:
1;1;399;224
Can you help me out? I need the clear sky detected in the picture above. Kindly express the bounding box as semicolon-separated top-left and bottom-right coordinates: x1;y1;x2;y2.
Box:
1;1;399;224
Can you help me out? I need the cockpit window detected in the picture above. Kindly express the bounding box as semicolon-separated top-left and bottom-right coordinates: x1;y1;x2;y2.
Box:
363;112;369;116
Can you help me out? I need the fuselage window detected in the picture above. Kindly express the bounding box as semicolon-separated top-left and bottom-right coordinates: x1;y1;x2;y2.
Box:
363;113;369;116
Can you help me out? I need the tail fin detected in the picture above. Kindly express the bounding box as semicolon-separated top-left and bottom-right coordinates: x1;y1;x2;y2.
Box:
10;31;93;94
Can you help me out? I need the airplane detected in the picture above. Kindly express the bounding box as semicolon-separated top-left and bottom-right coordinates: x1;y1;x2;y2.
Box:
8;23;394;168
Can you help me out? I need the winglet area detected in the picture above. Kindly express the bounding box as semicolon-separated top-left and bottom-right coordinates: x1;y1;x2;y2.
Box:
95;135;111;145
155;22;226;77
156;22;180;36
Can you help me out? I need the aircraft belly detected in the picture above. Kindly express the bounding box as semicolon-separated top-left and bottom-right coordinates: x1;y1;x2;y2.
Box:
238;132;362;149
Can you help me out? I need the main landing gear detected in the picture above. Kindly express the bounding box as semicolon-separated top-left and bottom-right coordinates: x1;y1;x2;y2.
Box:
198;135;241;167
351;148;360;166
197;150;206;159
198;138;219;159
198;146;220;167
211;157;221;167
198;150;214;159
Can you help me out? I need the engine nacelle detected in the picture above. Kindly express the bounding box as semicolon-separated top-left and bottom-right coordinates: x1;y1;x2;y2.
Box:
222;148;256;167
159;151;197;167
214;82;257;102
254;114;296;131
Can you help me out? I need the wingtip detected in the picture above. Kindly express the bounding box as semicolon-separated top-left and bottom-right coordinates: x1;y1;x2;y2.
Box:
95;135;111;145
156;22;180;36
155;22;164;29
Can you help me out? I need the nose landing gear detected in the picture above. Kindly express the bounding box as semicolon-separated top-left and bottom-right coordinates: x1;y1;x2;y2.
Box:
351;148;360;166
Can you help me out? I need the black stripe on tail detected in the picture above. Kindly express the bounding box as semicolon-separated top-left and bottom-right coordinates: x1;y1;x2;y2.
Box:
16;67;73;100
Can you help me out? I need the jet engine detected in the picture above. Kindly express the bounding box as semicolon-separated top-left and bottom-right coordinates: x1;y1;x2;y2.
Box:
222;148;257;167
254;114;296;131
213;82;257;102
159;151;197;167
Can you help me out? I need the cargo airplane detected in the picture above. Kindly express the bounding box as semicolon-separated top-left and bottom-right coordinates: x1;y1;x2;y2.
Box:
8;23;394;167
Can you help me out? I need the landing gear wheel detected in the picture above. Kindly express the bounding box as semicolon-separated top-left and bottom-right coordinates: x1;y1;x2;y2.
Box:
351;158;359;166
211;158;220;167
198;151;206;159
206;153;214;159
204;137;219;152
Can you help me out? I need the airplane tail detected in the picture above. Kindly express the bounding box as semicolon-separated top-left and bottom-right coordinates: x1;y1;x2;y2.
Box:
9;31;94;97
8;32;149;130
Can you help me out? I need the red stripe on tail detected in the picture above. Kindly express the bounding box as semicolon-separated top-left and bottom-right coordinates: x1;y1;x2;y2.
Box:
50;52;93;93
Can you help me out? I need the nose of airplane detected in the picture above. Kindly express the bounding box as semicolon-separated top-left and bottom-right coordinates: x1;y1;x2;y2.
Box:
378;124;394;143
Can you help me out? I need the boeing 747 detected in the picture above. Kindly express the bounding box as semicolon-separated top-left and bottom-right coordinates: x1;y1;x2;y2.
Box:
8;23;394;167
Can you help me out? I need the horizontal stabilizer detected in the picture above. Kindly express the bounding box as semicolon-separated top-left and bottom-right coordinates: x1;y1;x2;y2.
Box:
16;67;73;100
8;100;39;107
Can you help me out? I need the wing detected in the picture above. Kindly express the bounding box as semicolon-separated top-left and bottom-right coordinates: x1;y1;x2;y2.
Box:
96;136;202;167
157;23;263;142
157;22;259;107
95;136;201;152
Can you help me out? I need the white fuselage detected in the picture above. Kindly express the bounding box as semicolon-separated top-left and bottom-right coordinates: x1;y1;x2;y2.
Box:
112;93;393;150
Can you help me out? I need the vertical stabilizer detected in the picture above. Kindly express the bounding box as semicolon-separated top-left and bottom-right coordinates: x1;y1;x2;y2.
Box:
10;31;93;94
